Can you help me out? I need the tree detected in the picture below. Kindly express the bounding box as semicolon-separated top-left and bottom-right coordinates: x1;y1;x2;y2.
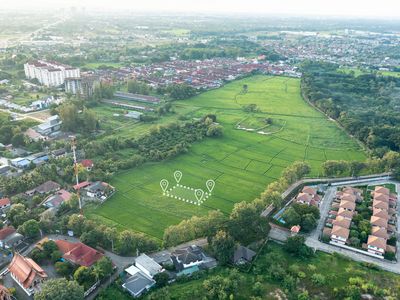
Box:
18;219;40;239
7;203;29;227
34;278;84;300
154;272;170;288
311;273;326;286
74;266;96;289
55;261;73;277
43;240;58;257
228;202;269;245
285;235;314;258
92;257;113;281
282;207;301;227
104;227;118;252
211;230;235;265
206;124;223;137
301;213;317;232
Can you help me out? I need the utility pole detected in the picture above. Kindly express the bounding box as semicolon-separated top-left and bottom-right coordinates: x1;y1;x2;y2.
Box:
71;136;83;215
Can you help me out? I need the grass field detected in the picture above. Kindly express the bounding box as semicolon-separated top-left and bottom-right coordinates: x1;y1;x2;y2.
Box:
87;76;366;239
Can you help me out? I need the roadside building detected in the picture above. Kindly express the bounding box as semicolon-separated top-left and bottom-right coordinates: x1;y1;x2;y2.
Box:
330;225;350;245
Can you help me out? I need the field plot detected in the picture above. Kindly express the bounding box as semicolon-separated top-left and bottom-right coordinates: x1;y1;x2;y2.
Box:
88;76;366;239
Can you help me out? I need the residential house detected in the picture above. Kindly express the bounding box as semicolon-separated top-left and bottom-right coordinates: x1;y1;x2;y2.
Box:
339;200;356;212
370;216;388;229
295;186;320;207
0;198;10;210
332;216;351;228
42;189;72;209
233;245;256;265
51;148;67;159
135;254;163;279
55;240;104;267
373;200;389;211
35;115;62;136
84;181;115;202
80;159;94;171
373;208;389;220
337;208;354;220
330;225;350;245
26;181;60;197
373;186;390;196
371;227;389;240
8;253;48;296
171;245;206;273
73;181;91;191
0;227;16;248
367;235;387;256
122;265;155;298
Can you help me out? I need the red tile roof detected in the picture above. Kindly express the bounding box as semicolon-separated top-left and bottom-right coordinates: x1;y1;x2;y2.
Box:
80;159;94;168
55;240;103;267
73;181;91;191
0;227;16;240
0;198;10;207
8;254;47;288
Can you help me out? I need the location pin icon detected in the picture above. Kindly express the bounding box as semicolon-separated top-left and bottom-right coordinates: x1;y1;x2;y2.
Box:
206;179;215;193
195;189;204;202
160;179;169;192
174;171;182;183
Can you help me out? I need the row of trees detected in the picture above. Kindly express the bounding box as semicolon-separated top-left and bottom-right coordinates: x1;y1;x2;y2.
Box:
322;151;400;177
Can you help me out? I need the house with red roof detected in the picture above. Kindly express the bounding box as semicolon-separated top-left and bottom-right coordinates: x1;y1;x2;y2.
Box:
8;253;48;296
0;227;16;248
80;159;94;171
0;198;10;210
55;240;104;267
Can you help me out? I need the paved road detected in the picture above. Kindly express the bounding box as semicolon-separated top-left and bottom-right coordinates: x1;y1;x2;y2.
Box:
310;186;336;239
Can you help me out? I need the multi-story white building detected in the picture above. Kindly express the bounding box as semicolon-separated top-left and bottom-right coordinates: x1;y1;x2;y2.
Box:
24;60;80;87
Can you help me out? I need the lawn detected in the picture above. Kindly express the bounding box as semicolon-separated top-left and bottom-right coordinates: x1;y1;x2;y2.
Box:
87;76;366;239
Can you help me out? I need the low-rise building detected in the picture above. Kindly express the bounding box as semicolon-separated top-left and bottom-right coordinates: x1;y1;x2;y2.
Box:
330;225;350;245
55;240;104;267
8;253;48;296
122;265;155;298
135;254;163;279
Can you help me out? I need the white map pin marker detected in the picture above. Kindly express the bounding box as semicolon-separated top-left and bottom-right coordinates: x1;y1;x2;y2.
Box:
206;179;215;193
174;170;183;183
195;189;204;202
160;179;169;192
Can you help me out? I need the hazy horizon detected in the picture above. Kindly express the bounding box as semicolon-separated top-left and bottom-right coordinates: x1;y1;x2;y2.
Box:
1;0;400;19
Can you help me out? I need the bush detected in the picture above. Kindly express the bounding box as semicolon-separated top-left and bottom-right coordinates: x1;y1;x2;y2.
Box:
311;273;326;286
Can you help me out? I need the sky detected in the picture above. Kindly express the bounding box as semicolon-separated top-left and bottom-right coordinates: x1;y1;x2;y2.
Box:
2;0;400;18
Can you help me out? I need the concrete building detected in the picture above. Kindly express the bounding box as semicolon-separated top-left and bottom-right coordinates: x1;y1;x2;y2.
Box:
24;60;80;87
65;75;97;99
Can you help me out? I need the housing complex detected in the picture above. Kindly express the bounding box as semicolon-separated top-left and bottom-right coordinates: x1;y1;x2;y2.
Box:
24;60;80;87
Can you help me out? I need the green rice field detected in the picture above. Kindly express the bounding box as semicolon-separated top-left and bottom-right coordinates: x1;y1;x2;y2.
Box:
87;75;366;239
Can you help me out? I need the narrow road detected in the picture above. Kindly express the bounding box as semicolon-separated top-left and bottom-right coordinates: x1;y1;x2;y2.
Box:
310;186;336;239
